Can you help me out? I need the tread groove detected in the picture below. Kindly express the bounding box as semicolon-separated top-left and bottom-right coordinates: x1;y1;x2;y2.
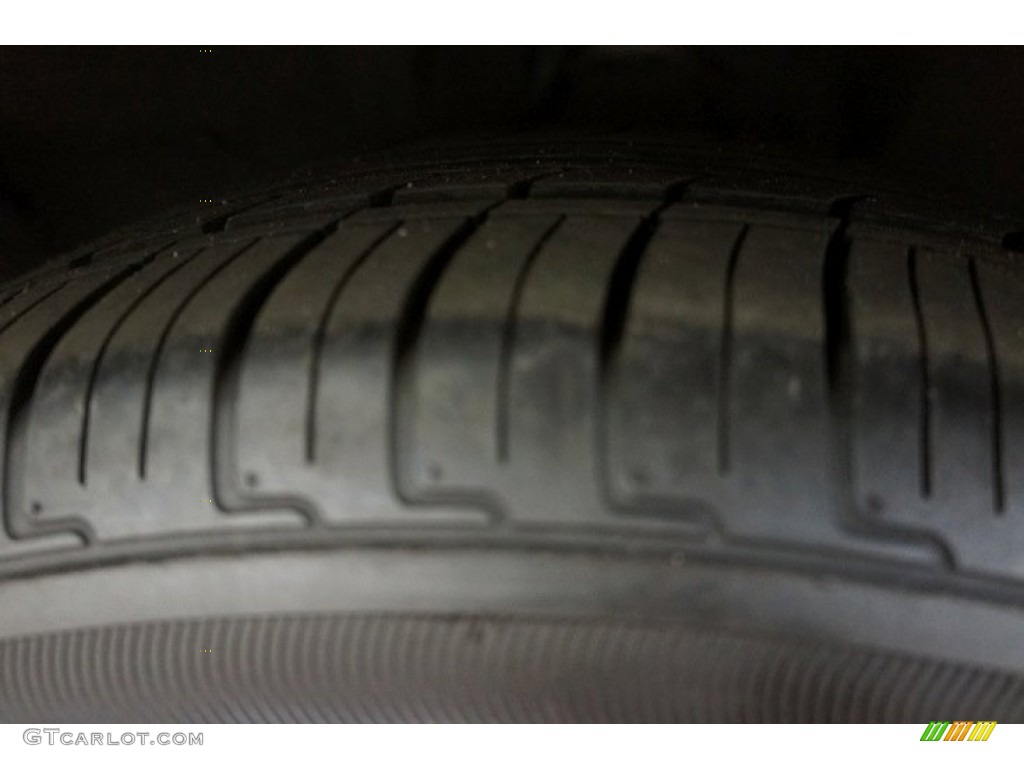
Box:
0;287;26;314
0;283;68;338
716;224;750;475
824;197;862;390
967;256;1005;513
907;246;933;499
598;215;664;380
495;215;565;462
822;203;856;527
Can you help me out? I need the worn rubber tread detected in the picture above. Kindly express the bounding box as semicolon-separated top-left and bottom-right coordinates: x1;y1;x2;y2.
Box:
2;147;1024;722
0;154;1019;574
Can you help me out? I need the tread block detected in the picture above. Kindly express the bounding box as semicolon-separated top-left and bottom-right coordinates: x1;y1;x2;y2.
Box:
235;221;401;497
496;212;648;524
403;211;563;504
0;272;137;557
723;223;835;539
850;242;1014;576
913;248;1004;573
607;218;742;510
23;250;199;533
236;211;493;525
611;214;940;561
133;233;320;537
848;239;925;529
976;258;1024;527
722;224;939;563
24;236;323;542
70;241;252;498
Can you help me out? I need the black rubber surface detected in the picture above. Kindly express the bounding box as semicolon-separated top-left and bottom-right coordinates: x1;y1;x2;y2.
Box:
2;140;1024;721
4;613;1024;723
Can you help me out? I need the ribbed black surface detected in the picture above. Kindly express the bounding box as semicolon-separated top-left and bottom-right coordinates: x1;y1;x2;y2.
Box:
1;614;1021;723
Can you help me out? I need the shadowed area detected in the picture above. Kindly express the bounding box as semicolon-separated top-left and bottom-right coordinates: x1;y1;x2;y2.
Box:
2;46;1023;279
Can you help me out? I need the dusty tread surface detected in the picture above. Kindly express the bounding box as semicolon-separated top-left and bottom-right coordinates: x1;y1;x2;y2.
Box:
1;149;1020;588
0;151;1015;581
3;144;1024;722
6;143;1024;720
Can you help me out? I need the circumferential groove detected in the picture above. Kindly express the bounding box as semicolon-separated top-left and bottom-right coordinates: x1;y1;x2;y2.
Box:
495;215;565;463
305;221;404;464
906;246;933;499
717;224;750;475
967;257;1005;514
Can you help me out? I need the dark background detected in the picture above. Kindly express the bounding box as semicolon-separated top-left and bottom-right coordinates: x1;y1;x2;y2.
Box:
1;46;1022;281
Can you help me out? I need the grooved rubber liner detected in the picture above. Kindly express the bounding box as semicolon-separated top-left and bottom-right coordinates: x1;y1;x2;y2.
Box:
1;614;1021;723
